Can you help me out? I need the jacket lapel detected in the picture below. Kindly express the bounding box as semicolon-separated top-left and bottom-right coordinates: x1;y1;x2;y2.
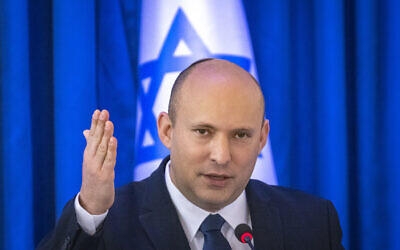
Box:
246;180;284;250
137;158;284;250
138;157;190;250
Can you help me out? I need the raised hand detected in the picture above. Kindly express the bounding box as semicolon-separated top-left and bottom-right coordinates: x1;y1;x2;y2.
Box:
79;109;117;214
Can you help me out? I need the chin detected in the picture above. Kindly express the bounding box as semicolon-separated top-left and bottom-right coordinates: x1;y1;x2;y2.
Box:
202;202;226;212
198;194;232;211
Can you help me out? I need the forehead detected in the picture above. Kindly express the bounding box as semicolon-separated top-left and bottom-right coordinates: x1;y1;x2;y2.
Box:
176;61;264;128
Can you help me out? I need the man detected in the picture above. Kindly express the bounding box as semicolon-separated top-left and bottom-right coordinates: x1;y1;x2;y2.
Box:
38;59;344;249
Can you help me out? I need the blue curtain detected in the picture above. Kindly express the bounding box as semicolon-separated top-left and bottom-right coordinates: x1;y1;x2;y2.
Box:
0;0;399;249
0;0;140;249
0;0;34;248
244;0;400;249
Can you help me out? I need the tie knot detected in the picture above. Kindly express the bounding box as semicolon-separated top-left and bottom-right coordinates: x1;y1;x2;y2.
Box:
200;214;226;233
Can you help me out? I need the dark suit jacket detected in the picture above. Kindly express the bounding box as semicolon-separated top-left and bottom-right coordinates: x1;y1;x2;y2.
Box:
37;156;344;250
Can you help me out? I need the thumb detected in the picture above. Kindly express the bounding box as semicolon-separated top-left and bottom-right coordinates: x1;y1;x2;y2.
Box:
83;130;90;141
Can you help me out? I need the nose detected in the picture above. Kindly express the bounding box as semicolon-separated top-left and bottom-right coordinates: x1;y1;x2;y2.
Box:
210;134;231;165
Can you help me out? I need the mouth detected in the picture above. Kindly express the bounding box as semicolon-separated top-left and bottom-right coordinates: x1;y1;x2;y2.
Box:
201;173;232;188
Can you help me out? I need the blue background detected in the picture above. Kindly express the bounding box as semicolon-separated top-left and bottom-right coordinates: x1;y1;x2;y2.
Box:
0;0;399;249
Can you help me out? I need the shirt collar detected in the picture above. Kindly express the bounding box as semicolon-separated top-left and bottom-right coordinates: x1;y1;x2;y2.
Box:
164;161;250;242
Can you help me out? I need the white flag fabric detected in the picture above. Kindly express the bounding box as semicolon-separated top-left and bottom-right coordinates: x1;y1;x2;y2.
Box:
134;0;277;185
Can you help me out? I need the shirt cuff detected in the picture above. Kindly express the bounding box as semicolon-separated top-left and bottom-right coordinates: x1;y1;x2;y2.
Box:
74;193;108;235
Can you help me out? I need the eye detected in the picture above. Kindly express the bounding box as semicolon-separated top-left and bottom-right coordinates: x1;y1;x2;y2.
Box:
194;129;209;136
235;132;250;139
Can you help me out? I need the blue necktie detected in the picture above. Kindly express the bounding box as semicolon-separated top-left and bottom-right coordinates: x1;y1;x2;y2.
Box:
199;214;231;250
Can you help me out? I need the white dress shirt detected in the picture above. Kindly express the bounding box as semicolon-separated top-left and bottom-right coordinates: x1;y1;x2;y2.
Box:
74;193;107;235
75;161;254;249
165;162;253;250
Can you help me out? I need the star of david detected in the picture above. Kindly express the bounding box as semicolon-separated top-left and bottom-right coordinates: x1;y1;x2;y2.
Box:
135;8;251;165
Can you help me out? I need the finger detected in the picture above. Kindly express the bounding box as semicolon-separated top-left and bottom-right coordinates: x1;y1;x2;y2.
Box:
94;109;109;138
102;137;117;172
94;120;114;164
89;110;100;136
83;130;90;140
87;110;109;155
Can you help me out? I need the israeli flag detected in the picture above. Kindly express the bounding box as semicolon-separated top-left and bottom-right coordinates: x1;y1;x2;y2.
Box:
134;0;277;185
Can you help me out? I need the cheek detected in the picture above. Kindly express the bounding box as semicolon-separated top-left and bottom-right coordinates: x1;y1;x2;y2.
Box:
233;141;260;159
172;133;208;160
232;145;259;173
170;136;206;179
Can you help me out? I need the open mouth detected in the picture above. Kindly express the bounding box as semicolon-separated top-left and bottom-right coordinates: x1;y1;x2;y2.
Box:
207;175;228;180
202;174;231;187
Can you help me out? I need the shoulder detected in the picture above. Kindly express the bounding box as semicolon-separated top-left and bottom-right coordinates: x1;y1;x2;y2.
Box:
110;164;168;213
112;156;169;207
246;181;343;248
247;179;334;214
247;180;341;233
115;179;148;196
105;177;156;230
112;177;152;207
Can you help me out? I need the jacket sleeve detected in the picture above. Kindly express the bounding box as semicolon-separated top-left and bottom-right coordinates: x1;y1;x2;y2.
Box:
36;197;105;250
327;200;345;250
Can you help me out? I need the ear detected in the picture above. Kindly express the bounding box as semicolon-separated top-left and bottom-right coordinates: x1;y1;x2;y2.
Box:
157;112;173;149
258;119;270;154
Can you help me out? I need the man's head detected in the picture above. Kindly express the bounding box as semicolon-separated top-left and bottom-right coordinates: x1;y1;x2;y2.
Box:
157;58;269;212
168;58;265;126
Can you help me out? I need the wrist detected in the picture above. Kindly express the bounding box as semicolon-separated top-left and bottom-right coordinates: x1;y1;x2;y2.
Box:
78;192;108;215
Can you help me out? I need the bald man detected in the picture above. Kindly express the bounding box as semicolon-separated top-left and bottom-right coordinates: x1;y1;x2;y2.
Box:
38;59;344;250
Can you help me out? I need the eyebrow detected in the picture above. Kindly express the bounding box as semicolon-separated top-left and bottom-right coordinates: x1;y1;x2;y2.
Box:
191;123;255;132
191;123;215;129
